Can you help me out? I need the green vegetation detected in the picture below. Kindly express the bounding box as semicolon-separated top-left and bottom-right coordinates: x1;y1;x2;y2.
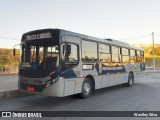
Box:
0;48;20;67
145;45;160;67
145;56;160;66
144;44;160;56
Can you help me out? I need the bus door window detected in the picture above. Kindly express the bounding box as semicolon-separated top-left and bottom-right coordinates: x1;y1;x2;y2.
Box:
62;43;78;61
62;43;79;71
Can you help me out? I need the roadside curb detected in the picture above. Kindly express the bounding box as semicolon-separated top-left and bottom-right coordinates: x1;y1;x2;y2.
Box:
0;73;18;75
0;90;33;100
145;70;160;73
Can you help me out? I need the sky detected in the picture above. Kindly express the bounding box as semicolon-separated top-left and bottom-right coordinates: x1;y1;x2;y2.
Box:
1;0;160;48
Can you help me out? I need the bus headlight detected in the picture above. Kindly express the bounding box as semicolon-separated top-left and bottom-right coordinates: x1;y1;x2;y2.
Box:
45;78;58;88
52;78;58;83
45;80;51;88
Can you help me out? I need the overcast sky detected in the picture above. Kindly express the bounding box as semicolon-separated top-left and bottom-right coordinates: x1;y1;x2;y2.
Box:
0;0;160;48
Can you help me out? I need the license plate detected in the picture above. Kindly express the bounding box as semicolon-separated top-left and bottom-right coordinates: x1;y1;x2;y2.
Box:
27;87;35;92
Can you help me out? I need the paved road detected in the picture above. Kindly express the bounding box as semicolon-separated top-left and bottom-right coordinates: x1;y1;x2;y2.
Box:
0;73;160;120
0;75;18;92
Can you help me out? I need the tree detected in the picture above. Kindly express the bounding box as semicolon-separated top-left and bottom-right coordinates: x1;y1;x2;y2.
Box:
0;48;20;67
155;46;160;56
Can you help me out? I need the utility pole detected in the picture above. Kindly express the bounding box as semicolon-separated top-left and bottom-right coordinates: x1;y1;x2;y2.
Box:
152;32;156;71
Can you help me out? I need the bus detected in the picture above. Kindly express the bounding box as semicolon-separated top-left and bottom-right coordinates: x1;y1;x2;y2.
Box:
14;29;145;98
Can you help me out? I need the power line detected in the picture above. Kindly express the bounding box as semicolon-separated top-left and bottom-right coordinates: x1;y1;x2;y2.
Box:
0;36;20;41
121;34;151;40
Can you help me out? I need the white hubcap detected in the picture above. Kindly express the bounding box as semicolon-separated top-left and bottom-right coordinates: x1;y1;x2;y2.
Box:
83;82;90;95
129;76;133;85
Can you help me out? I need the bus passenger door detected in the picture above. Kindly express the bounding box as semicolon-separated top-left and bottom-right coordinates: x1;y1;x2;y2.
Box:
61;36;82;95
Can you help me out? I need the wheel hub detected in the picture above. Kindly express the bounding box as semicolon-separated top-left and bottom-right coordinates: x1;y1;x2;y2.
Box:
83;82;91;95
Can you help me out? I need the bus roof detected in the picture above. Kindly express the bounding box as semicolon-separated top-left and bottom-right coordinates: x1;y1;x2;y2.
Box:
59;29;143;51
22;28;143;51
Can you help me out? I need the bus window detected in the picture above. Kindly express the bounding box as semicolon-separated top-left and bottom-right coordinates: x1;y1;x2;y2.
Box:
61;43;79;72
99;44;110;53
136;51;142;62
63;43;78;61
130;49;136;63
98;44;111;62
68;44;78;61
112;46;120;62
30;46;36;62
122;48;129;62
82;40;97;61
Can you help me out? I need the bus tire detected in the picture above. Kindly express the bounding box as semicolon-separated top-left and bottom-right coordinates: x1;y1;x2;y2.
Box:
127;72;134;87
79;78;93;99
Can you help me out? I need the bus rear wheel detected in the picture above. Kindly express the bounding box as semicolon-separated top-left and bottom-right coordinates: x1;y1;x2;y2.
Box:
79;78;93;99
127;72;134;87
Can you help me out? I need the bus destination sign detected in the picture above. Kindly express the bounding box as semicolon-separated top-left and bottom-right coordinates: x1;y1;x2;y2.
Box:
26;32;52;41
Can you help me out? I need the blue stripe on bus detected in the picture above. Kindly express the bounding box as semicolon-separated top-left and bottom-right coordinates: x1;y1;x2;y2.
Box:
60;69;77;78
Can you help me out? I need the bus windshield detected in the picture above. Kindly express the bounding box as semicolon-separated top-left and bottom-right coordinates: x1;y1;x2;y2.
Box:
20;44;59;70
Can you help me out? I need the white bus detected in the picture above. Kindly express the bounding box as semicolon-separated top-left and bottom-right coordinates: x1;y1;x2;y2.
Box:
14;29;145;98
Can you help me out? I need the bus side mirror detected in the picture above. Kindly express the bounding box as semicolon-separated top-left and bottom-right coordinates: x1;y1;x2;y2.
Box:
66;44;71;55
13;48;16;56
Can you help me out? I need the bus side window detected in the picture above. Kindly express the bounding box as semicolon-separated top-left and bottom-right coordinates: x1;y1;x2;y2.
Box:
68;44;78;61
62;43;79;61
62;43;79;72
136;51;142;62
122;48;129;63
98;44;111;62
130;49;136;63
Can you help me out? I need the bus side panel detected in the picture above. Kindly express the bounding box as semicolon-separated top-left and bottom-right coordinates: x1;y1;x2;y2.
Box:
114;73;128;85
122;73;128;83
113;74;120;86
125;63;145;83
94;76;103;89
109;74;114;86
63;79;76;96
109;73;128;86
102;75;110;88
42;79;64;97
81;68;102;90
134;72;138;81
74;78;84;94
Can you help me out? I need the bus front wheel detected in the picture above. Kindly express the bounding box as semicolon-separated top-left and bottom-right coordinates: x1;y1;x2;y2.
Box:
79;78;93;98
